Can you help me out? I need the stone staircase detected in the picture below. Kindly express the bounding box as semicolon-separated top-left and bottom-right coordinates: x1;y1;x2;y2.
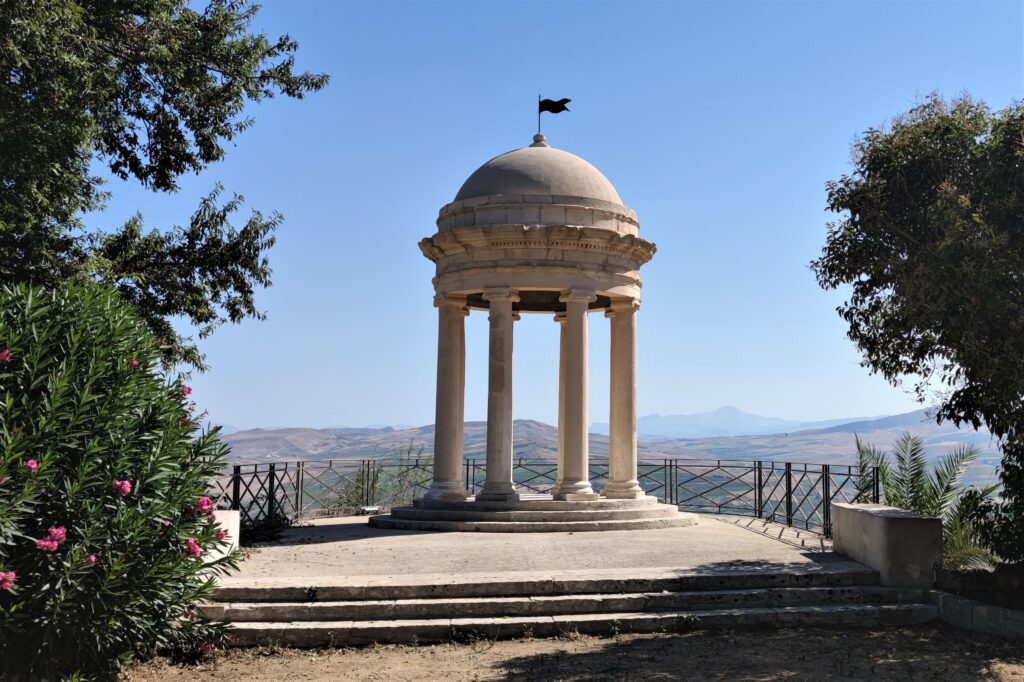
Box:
368;495;698;532
205;563;938;647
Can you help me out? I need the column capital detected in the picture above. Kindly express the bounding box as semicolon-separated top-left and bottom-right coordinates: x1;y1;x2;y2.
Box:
434;293;469;310
554;311;567;324
606;298;640;318
482;287;520;303
559;289;597;304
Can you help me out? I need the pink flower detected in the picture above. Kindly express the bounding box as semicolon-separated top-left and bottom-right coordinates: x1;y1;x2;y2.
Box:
86;554;97;564
215;529;228;541
130;360;140;368
25;459;38;474
192;496;214;516
181;385;193;397
0;571;15;590
111;480;132;496
196;641;214;657
0;349;11;363
36;538;59;552
209;511;217;523
183;537;202;559
47;526;66;543
162;519;171;528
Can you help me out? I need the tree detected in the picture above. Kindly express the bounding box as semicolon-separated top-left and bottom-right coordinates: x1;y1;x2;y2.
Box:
812;94;1024;562
855;433;998;569
0;0;328;369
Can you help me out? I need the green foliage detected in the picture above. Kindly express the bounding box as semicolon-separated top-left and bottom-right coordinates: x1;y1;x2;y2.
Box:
0;0;328;369
0;283;238;679
327;447;433;514
239;508;293;546
813;94;1024;562
852;434;881;501
855;432;997;569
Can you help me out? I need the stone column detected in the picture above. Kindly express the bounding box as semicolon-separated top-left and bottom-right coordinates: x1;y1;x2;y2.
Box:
424;294;469;501
603;299;645;499
550;311;568;498
554;289;598;500
477;288;520;502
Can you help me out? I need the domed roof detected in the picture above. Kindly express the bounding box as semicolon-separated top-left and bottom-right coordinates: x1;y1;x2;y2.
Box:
454;135;623;205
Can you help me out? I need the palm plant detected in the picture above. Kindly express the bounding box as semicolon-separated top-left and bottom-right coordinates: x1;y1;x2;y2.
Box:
855;432;998;570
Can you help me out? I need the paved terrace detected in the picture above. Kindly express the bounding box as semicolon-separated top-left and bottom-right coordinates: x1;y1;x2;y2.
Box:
222;514;858;587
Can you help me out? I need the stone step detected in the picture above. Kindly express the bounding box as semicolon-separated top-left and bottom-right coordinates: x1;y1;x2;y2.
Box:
225;603;939;647
412;495;661;511
367;514;698;533
389;505;683;523
213;564;879;602
202;586;930;622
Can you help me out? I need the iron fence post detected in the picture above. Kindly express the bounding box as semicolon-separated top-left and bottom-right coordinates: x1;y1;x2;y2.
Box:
663;459;670;504
674;459;679;505
669;459;677;505
365;460;373;507
267;463;277;522
296;461;305;519
755;461;763;518
785;462;793;527
231;465;241;511
717;460;723;513
372;460;379;506
464;457;470;492
822;464;831;537
872;465;880;503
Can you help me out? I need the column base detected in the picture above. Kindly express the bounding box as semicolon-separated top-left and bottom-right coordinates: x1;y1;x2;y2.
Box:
476;484;520;502
552;480;596;501
422;481;469;502
565;492;601;501
602;480;646;499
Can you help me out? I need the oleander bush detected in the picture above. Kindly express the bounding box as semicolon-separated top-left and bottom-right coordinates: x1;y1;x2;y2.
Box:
0;283;238;680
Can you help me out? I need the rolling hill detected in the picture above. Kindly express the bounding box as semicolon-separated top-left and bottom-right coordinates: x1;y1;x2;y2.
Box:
219;409;1002;485
591;406;878;439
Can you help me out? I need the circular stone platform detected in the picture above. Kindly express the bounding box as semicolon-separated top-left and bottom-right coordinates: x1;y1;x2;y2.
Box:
368;494;699;533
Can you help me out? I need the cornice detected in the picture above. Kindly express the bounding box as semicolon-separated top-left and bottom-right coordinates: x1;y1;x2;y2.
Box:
419;225;656;265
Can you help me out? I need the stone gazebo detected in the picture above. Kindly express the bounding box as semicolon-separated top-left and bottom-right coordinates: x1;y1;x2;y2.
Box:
370;134;696;531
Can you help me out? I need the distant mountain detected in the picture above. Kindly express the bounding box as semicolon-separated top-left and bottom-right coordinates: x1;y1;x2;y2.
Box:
220;410;1001;486
591;406;878;439
203;422;240;436
221;420;564;464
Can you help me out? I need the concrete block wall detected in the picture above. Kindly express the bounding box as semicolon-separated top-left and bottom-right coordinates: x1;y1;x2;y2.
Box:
832;503;942;588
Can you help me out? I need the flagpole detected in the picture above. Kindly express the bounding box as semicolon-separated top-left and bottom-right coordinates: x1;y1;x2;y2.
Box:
537;94;541;135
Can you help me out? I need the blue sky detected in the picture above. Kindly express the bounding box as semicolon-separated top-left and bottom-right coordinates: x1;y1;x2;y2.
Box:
89;0;1023;429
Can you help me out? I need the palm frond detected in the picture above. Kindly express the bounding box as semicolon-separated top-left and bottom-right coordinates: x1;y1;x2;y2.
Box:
924;444;979;519
854;434;886;502
943;513;996;570
889;432;927;511
946;481;1000;526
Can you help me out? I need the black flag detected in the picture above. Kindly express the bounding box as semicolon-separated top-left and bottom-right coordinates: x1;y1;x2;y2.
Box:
539;98;571;114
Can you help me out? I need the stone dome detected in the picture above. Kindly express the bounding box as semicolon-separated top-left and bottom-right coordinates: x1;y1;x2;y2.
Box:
454;134;624;205
422;133;656;312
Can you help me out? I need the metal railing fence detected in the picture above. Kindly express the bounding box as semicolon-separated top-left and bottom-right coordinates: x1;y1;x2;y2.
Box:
213;458;878;537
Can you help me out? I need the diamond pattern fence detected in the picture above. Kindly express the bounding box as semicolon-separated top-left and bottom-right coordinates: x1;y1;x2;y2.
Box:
215;458;878;537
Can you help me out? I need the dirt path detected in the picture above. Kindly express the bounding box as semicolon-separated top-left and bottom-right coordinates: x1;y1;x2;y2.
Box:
130;625;1023;681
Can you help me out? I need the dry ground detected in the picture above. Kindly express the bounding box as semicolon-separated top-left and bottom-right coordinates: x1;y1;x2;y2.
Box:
129;625;1023;681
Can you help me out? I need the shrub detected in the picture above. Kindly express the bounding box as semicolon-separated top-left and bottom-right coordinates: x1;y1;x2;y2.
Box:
0;283;238;679
856;432;999;569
